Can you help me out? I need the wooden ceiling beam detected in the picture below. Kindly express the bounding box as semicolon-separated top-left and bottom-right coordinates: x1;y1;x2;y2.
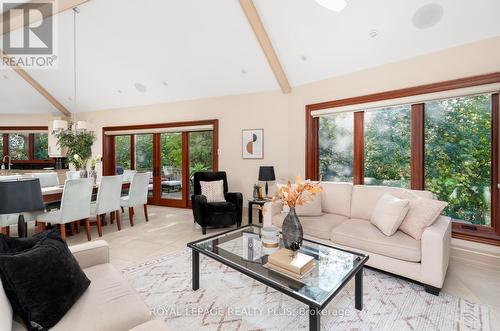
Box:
1;50;71;116
239;0;291;94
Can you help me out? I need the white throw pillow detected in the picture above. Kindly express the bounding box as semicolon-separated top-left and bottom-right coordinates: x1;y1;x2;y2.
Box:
0;279;13;331
399;197;448;240
370;193;410;236
200;180;226;203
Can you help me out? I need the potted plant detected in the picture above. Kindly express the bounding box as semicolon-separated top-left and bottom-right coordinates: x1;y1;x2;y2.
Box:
55;123;95;176
274;176;322;251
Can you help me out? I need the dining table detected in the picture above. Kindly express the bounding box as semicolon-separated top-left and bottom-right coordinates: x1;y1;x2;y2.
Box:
41;181;130;204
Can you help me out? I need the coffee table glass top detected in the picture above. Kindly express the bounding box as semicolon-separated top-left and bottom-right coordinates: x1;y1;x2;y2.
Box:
188;225;368;307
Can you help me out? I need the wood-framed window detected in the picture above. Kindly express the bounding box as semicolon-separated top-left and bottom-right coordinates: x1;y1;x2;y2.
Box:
0;126;53;164
305;72;500;246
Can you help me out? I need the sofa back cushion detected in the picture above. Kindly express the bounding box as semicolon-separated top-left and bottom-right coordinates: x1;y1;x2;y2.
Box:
320;182;353;217
0;278;13;331
350;185;433;220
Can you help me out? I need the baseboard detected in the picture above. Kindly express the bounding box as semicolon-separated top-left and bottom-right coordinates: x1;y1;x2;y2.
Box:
451;238;500;270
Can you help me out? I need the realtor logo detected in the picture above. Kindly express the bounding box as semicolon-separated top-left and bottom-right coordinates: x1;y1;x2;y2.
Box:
1;1;57;68
2;2;53;54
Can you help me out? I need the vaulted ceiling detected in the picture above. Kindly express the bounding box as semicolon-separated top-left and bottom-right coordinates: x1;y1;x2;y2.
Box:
1;0;500;114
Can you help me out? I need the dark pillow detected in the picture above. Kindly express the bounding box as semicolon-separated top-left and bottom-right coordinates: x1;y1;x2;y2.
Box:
0;229;91;331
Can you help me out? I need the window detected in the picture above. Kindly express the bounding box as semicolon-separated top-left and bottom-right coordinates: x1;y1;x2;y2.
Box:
134;134;153;172
425;95;492;226
9;133;29;160
364;106;411;188
34;133;49;160
115;135;131;170
189;131;214;195
306;73;500;245
318;112;354;182
160;132;183;200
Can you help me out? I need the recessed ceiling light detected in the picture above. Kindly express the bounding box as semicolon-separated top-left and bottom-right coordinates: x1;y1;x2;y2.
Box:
412;3;444;29
2;74;8;79
315;0;347;12
68;97;72;101
117;89;122;94
162;81;168;86
241;69;247;75
301;55;308;61
369;29;379;38
134;82;147;93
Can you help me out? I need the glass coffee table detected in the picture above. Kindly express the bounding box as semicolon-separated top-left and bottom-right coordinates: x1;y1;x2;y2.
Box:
187;225;369;331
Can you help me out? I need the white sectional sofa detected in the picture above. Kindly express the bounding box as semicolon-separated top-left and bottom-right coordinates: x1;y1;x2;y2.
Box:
6;241;170;331
264;183;451;294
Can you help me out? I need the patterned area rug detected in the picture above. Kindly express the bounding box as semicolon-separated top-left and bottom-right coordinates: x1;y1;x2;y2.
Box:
122;250;490;331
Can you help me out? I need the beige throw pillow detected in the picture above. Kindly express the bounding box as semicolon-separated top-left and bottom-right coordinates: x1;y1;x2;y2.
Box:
200;180;226;203
370;193;410;236
399;197;448;240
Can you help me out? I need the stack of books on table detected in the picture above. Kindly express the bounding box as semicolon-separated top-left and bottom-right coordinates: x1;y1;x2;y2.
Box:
265;248;315;279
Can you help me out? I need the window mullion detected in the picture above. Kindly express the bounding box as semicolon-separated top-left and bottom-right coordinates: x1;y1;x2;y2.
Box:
411;104;425;190
353;111;364;185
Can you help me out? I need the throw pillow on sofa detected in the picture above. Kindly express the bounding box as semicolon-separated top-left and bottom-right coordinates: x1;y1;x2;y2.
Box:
399;197;448;240
370;193;410;236
0;229;91;331
200;180;226;202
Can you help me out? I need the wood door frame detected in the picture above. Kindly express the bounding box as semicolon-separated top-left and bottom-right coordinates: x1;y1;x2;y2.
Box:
305;72;500;246
103;119;219;209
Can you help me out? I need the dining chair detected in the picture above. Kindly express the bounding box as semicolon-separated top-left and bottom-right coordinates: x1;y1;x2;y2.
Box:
120;172;150;226
90;175;123;237
31;172;60;188
36;178;93;241
0;176;39;236
66;171;81;180
122;170;136;183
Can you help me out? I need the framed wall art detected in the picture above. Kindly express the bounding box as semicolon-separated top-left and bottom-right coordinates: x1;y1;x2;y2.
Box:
242;129;264;159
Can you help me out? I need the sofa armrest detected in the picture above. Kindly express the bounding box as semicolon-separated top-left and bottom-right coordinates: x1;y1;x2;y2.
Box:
70;240;110;269
263;201;282;227
421;216;451;288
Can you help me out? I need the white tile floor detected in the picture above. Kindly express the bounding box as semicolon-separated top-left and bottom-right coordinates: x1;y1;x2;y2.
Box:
62;205;500;330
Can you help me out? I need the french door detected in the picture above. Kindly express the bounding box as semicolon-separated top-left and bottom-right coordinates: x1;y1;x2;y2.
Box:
103;120;218;208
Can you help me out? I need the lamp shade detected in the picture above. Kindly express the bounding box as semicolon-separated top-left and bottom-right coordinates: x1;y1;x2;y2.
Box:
0;179;44;214
258;166;276;181
52;119;68;131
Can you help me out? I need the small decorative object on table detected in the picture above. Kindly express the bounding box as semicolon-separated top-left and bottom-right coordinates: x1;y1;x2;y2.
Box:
274;175;322;251
88;154;102;185
253;184;260;200
261;226;280;254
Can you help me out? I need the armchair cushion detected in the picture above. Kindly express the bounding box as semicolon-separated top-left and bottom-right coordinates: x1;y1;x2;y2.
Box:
0;230;90;331
207;201;237;213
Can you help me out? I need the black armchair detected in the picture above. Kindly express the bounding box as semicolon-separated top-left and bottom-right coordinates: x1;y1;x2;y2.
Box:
191;172;242;234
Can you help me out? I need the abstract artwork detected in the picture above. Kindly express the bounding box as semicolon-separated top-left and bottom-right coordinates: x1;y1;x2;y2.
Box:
242;129;263;159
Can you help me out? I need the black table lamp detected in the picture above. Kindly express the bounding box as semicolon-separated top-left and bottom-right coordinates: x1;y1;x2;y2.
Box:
258;166;276;198
0;179;44;237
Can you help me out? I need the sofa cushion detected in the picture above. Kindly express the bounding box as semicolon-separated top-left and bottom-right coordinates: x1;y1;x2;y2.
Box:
370;193;409;236
0;279;12;331
399;197;448;240
350;185;433;220
0;230;90;331
273;213;348;240
331;219;421;262
320;182;353;217
50;263;151;331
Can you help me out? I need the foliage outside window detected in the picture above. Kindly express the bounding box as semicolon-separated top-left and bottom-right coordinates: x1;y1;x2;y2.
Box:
319;112;354;182
34;133;49;160
364;106;411;188
425;95;492;226
189;131;213;178
8;133;29;160
115;135;131;170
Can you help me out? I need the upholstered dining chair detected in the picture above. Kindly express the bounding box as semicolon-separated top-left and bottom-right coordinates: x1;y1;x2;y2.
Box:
122;170;136;183
66;171;81;180
37;178;93;241
120;172;149;226
0;177;40;236
191;171;243;234
90;175;123;238
31;172;60;188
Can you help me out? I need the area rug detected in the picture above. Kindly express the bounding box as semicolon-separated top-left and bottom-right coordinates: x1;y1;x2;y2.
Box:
122;249;490;331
